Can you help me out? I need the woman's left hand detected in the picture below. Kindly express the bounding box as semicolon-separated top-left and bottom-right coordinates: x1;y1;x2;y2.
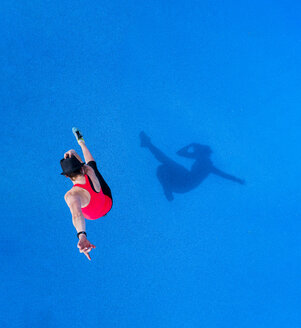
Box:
64;149;77;159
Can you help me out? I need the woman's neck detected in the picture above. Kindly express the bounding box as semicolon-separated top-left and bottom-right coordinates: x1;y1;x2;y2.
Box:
72;174;86;185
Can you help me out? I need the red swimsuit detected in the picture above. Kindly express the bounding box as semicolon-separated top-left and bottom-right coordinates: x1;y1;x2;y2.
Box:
73;174;112;220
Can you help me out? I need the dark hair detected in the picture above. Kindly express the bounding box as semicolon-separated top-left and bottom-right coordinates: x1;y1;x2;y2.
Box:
66;168;84;181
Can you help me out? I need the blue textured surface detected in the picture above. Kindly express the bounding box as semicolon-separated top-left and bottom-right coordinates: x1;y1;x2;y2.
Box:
1;1;301;327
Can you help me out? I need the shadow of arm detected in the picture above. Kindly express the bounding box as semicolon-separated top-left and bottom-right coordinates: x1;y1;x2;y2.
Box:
211;166;245;184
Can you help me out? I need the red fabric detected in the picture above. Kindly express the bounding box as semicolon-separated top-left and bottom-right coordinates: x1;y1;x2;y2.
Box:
73;175;112;220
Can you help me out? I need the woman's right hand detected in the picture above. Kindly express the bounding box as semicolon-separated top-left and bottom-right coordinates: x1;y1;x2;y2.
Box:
77;235;96;261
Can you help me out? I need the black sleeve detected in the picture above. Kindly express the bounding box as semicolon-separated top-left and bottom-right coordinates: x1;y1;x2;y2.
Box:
87;160;98;170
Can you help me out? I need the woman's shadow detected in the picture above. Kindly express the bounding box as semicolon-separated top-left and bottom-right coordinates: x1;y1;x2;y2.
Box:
139;131;245;201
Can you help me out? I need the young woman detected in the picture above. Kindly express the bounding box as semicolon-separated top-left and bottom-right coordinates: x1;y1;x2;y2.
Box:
60;128;113;260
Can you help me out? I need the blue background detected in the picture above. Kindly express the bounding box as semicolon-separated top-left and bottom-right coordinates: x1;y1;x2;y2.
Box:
1;1;301;327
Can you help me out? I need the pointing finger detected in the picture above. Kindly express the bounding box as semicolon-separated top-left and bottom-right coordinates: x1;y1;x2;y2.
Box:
85;252;91;260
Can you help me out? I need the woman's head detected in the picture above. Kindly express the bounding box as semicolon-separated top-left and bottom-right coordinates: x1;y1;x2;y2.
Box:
60;155;85;179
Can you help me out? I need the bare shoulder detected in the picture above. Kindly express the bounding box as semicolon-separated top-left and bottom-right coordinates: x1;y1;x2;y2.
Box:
65;187;91;208
64;189;80;201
